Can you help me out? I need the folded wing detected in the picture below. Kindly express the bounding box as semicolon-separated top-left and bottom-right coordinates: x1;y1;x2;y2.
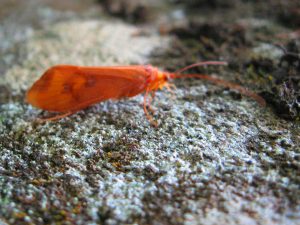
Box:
26;65;151;112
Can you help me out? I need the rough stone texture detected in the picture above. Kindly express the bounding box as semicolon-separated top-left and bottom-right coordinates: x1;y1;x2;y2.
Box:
0;1;299;225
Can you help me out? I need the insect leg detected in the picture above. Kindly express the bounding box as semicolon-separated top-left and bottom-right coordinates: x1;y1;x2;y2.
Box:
147;91;156;114
164;83;177;100
143;88;158;127
37;111;74;122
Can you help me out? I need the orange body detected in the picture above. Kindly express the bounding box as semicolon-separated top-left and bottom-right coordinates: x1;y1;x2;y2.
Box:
27;65;168;112
27;62;265;125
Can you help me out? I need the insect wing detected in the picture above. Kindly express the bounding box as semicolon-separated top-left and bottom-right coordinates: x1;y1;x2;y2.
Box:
26;65;151;112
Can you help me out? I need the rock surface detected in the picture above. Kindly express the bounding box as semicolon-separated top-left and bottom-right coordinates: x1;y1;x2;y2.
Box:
0;1;299;225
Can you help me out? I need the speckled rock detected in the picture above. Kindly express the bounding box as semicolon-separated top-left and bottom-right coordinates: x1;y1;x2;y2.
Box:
0;2;299;225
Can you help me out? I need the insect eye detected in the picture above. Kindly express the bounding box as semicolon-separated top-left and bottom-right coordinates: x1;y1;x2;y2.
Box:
163;74;170;81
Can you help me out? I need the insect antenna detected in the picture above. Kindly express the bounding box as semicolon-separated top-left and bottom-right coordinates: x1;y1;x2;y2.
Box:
170;61;266;106
174;61;228;74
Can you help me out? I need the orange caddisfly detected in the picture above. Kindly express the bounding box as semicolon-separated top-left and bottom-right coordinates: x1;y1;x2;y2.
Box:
26;61;265;126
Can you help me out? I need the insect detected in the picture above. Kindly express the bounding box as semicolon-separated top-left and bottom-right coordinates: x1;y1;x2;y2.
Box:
26;62;265;126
